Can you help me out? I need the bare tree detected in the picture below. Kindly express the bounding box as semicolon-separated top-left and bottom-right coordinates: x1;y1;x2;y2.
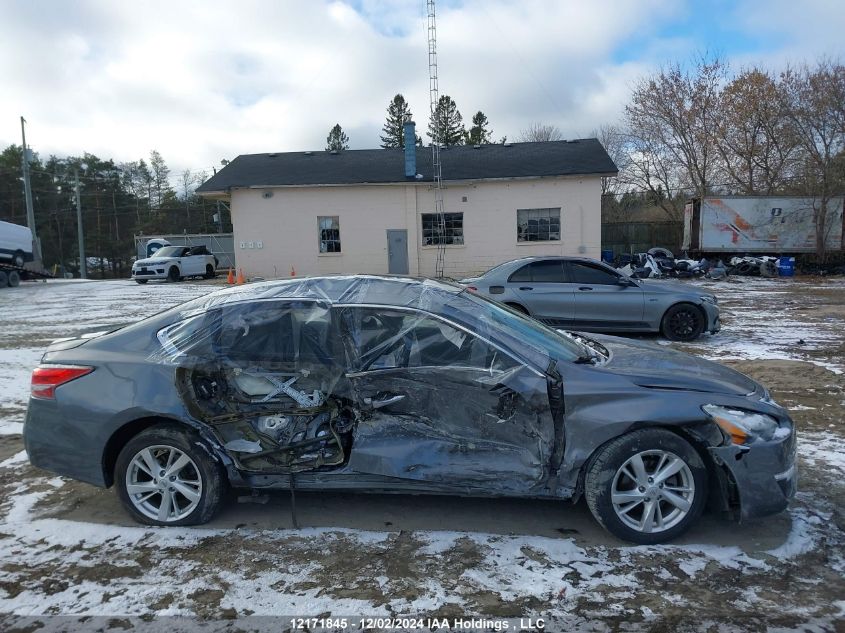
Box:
780;59;845;259
592;124;629;197
625;53;728;220
179;168;196;226
517;122;563;142
622;129;688;221
716;68;798;194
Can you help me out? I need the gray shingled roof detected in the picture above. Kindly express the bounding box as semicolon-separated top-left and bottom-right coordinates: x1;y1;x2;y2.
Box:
196;138;617;193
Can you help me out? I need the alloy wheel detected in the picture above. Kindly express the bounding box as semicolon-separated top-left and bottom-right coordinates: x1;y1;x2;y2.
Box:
669;310;697;338
125;445;203;522
610;449;695;534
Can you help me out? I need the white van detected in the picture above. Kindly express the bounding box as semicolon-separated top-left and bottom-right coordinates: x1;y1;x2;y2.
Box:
0;220;34;268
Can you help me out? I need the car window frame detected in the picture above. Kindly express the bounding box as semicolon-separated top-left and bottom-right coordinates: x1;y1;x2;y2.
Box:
564;260;623;285
506;259;568;284
335;303;539;378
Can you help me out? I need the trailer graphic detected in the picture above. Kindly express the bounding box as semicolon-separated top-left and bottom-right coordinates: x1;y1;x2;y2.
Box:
683;197;844;253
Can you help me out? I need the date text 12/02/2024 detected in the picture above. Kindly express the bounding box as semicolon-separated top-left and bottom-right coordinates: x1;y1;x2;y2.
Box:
289;617;546;630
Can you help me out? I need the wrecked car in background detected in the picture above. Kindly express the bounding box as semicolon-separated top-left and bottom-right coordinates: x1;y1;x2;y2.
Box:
23;276;795;543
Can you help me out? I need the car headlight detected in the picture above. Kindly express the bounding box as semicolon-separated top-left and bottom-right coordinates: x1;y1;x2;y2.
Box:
702;405;779;444
700;295;718;305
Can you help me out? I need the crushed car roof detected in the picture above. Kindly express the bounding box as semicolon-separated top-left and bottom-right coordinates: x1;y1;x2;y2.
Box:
175;275;464;316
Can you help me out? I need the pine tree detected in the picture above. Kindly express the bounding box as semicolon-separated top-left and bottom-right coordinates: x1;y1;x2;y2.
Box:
325;124;350;151
427;95;465;147
380;94;419;148
465;111;493;145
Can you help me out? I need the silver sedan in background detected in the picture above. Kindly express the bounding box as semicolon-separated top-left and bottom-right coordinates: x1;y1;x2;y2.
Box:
461;257;720;341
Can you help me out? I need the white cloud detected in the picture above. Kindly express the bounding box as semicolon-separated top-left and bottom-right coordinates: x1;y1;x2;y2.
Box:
0;0;842;178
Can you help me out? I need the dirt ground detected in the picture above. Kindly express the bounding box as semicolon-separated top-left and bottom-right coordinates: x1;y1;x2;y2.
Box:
0;276;843;632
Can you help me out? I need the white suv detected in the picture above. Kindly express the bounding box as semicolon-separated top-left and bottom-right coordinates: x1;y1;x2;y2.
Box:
131;245;217;284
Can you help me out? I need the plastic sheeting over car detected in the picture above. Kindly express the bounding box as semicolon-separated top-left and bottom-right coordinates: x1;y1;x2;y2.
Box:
145;276;575;491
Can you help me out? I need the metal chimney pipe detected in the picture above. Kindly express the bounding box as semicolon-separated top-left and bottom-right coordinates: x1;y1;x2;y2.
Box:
403;121;416;178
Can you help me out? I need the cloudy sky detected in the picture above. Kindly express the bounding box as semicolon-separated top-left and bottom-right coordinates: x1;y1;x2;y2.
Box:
1;0;843;177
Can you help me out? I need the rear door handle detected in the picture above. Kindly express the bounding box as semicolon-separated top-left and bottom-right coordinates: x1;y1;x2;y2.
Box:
578;287;593;291
519;286;533;291
365;394;406;409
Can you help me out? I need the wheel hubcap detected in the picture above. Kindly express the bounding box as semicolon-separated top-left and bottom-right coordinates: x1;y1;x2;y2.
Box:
611;449;694;534
670;311;697;337
126;445;202;522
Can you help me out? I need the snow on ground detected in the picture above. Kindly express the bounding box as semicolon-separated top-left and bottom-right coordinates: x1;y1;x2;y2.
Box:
0;279;213;434
676;276;845;374
0;347;41;418
0;276;843;629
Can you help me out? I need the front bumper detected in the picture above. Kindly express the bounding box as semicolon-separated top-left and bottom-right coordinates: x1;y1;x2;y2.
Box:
709;427;797;520
132;266;168;280
702;302;721;334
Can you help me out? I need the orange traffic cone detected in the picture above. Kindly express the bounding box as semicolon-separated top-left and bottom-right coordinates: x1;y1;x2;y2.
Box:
226;269;234;284
236;268;245;285
290;265;296;278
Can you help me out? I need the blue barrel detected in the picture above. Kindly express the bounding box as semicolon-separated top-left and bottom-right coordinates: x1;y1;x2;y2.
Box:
777;257;795;277
601;249;614;263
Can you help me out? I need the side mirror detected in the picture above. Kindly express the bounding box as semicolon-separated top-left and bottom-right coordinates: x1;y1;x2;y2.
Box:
618;277;636;287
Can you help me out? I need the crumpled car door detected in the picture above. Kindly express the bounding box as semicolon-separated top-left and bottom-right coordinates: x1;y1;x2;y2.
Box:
337;306;555;494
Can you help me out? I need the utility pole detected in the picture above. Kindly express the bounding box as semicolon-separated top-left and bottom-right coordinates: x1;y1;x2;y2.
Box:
74;168;87;279
20;116;41;262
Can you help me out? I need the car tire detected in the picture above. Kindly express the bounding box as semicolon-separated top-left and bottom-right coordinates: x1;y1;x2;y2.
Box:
505;302;529;315
585;428;708;544
7;270;20;287
115;424;227;526
13;250;25;268
135;279;148;284
661;303;705;341
167;266;181;282
647;247;673;259
0;271;8;288
204;264;216;280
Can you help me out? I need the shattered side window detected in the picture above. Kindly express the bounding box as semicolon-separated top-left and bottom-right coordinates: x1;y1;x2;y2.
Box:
338;307;519;373
216;301;333;365
154;299;335;366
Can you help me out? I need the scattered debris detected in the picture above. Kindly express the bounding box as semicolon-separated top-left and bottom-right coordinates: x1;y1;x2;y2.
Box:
612;249;814;281
728;256;779;277
614;249;722;280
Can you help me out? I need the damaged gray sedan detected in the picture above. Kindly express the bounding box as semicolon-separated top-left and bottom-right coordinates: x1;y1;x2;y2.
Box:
24;276;796;543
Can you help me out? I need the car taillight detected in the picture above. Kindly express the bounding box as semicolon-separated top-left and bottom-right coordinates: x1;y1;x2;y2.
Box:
466;286;478;292
31;365;94;400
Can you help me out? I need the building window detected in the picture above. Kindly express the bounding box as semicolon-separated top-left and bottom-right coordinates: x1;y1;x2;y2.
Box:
421;212;464;246
517;208;561;242
318;216;341;253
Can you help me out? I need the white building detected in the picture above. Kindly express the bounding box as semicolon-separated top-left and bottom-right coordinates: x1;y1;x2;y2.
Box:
197;125;616;279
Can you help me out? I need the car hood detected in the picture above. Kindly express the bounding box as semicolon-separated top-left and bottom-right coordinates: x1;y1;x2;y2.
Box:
588;334;758;396
134;257;176;266
635;279;702;295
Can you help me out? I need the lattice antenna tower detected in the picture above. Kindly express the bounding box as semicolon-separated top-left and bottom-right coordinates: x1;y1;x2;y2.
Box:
427;0;446;278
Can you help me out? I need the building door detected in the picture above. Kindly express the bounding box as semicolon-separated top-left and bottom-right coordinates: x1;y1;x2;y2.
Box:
386;229;409;274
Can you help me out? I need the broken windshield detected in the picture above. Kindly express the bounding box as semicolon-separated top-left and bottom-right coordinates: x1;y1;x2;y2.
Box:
443;290;584;364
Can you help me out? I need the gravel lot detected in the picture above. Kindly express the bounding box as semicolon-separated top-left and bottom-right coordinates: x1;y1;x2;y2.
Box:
0;276;843;631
